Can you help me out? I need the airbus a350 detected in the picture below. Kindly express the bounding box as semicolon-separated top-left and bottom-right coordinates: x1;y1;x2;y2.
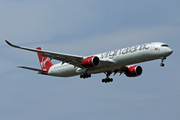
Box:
5;40;173;83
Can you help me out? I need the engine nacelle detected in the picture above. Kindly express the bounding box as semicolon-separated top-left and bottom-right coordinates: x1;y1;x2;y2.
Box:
125;66;142;77
81;56;100;68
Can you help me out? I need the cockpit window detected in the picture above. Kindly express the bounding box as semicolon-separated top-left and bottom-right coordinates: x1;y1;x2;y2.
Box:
161;44;169;47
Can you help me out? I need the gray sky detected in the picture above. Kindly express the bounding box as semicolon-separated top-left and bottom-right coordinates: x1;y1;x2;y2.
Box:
0;0;180;120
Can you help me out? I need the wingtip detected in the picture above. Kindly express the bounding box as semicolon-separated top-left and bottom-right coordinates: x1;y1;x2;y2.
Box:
5;40;17;48
5;40;11;45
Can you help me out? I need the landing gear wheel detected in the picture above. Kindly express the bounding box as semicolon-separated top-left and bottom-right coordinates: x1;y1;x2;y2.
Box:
80;73;91;79
160;63;165;67
102;72;113;83
80;75;83;78
102;78;113;83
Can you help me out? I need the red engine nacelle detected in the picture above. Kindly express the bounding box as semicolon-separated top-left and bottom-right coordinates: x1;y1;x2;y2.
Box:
81;56;100;68
125;66;142;77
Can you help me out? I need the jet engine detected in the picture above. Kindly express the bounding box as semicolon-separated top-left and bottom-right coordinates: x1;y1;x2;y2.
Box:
81;56;100;68
125;65;142;77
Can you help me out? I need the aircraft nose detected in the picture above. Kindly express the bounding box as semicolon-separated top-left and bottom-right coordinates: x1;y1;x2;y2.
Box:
166;48;173;55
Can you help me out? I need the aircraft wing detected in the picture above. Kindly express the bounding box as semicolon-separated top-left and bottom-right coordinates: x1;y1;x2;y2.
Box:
5;40;114;68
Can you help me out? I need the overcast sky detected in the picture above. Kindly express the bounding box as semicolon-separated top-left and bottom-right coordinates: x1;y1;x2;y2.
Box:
0;0;180;120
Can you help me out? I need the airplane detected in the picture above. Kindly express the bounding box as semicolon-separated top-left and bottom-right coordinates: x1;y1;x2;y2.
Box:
5;40;173;83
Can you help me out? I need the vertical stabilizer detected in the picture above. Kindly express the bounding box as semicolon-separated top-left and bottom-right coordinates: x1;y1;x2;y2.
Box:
36;47;53;71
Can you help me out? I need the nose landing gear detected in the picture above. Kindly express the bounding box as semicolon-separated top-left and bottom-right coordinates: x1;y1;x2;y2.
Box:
160;57;166;67
160;63;164;67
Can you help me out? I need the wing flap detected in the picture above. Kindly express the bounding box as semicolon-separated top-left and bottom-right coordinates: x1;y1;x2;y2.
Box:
113;66;128;76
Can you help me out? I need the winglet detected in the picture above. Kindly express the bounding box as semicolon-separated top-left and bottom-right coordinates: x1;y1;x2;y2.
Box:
5;40;11;45
5;40;20;48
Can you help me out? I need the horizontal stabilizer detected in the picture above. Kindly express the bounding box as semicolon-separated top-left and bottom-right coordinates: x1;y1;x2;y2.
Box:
18;66;46;72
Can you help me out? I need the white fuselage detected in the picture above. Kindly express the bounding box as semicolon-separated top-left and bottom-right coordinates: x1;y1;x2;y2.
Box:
47;42;173;77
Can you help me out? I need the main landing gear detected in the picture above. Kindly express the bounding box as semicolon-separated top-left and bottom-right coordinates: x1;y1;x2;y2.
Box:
80;73;91;79
160;57;166;67
80;71;114;83
102;78;113;83
102;72;113;83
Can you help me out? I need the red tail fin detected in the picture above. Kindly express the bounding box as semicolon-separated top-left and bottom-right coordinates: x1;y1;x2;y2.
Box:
36;47;53;71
